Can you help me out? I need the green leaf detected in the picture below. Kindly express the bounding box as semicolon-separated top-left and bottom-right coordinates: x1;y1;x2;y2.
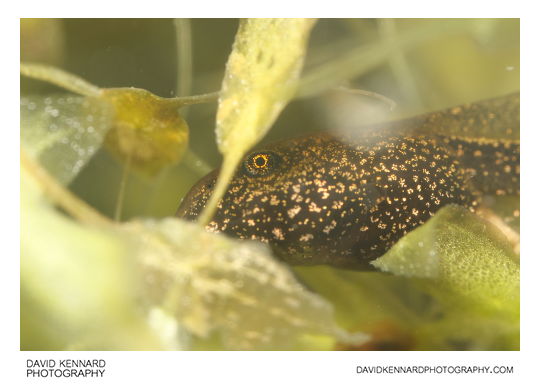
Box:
20;94;114;184
21;169;163;350
122;218;367;350
100;87;190;176
198;18;317;224
372;205;519;317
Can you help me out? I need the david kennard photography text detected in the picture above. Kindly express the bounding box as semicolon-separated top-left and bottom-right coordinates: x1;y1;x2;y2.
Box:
26;359;106;378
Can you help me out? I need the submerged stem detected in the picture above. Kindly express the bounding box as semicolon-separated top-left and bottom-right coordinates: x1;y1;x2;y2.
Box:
114;155;132;222
335;86;397;111
377;19;422;107
20;62;102;97
174;19;193;99
21;149;113;227
169;91;221;106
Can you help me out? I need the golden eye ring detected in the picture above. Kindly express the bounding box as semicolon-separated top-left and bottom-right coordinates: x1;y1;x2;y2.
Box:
252;154;269;168
243;151;280;177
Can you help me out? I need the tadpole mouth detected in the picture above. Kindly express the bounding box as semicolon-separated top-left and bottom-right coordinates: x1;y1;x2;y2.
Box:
176;169;219;219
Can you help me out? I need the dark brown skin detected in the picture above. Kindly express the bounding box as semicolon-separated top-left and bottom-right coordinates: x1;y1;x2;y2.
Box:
177;93;520;269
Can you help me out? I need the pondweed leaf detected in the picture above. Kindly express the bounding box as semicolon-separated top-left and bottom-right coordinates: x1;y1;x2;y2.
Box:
198;18;317;224
296;264;518;350
100;88;189;176
215;18;317;151
20;94;113;184
122;218;368;350
372;205;519;317
21;168;163;350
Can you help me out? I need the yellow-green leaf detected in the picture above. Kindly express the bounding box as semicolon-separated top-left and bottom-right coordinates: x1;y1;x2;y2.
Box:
20;94;114;184
21;168;163;350
122;218;367;350
100;88;189;176
372;205;519;317
198;18;317;224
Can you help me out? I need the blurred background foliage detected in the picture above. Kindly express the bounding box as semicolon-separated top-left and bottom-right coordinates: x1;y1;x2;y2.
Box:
21;18;519;350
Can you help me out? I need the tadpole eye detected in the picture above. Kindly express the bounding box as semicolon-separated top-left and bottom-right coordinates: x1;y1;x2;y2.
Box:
243;151;280;177
253;154;268;168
